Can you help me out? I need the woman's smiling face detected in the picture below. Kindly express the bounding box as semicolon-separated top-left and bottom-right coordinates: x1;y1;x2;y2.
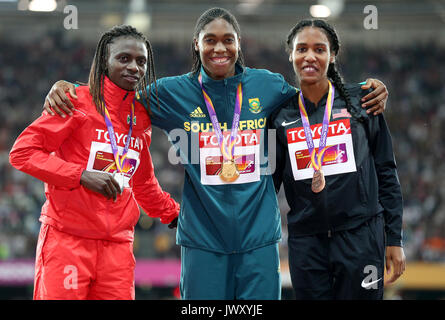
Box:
194;18;240;80
290;26;335;86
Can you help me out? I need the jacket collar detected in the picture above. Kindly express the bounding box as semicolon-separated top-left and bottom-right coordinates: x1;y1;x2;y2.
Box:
300;83;340;114
102;76;136;109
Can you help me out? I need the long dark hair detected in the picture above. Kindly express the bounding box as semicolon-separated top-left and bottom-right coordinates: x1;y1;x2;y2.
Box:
286;19;360;120
190;7;245;75
88;25;157;115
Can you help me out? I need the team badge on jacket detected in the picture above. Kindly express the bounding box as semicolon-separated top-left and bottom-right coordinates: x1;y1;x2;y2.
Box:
127;115;136;125
248;98;262;114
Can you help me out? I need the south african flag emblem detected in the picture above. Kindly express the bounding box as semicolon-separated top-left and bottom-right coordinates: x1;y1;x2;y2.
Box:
248;98;262;114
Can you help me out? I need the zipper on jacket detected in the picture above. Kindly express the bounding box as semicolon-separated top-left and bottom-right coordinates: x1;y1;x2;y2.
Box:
317;102;332;240
223;79;230;113
105;91;130;237
222;78;239;252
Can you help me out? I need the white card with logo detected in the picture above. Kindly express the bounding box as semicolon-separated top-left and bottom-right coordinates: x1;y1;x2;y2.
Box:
199;129;261;185
286;119;357;181
86;140;141;188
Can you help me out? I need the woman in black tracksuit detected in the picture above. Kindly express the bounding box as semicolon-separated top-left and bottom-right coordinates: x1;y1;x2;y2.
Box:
271;19;405;299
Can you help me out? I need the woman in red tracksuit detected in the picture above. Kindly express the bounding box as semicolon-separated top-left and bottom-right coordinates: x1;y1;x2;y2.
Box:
8;25;179;300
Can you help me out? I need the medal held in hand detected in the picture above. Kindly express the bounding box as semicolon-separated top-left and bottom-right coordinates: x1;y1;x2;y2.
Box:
113;172;125;193
103;98;135;193
297;81;335;193
198;73;242;183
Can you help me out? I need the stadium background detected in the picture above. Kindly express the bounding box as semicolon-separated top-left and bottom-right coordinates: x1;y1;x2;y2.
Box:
0;0;444;300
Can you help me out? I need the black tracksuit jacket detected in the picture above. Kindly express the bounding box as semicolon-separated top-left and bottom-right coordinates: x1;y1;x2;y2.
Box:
270;84;403;246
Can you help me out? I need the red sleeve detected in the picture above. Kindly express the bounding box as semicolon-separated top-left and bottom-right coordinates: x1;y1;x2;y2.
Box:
132;131;179;224
9;110;85;188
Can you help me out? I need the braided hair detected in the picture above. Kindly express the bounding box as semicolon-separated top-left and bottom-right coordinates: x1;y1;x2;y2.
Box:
190;7;245;75
88;25;157;115
286;19;361;120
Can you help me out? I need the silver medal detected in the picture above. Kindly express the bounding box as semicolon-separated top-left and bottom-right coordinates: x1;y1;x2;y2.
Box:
113;172;125;192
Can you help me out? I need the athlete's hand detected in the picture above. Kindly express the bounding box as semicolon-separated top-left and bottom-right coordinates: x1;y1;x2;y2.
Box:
168;217;178;229
80;170;122;201
361;78;389;116
384;246;406;285
43;80;77;117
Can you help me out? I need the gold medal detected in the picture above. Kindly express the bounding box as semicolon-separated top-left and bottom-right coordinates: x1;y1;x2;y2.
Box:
311;169;325;193
219;159;240;182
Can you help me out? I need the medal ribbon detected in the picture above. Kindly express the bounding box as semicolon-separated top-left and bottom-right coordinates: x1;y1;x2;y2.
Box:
198;73;243;161
102;98;134;173
298;81;335;171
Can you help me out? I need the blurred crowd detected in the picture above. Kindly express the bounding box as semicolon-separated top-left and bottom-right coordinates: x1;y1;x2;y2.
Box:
0;30;444;264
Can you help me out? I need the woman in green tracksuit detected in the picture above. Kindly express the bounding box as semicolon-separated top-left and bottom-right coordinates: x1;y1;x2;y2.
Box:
43;8;388;299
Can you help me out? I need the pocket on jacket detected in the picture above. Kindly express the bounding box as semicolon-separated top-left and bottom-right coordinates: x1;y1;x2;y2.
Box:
36;224;51;266
366;214;385;257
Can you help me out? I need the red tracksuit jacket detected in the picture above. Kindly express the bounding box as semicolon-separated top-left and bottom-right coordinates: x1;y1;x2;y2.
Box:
9;77;179;242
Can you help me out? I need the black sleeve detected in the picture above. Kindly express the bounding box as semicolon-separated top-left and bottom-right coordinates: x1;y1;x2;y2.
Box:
367;113;404;247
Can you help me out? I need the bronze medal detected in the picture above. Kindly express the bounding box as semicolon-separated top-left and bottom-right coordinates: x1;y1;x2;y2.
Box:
219;159;240;182
311;169;325;193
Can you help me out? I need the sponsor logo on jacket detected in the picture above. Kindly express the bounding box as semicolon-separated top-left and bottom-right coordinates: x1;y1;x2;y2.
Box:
190;107;206;118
